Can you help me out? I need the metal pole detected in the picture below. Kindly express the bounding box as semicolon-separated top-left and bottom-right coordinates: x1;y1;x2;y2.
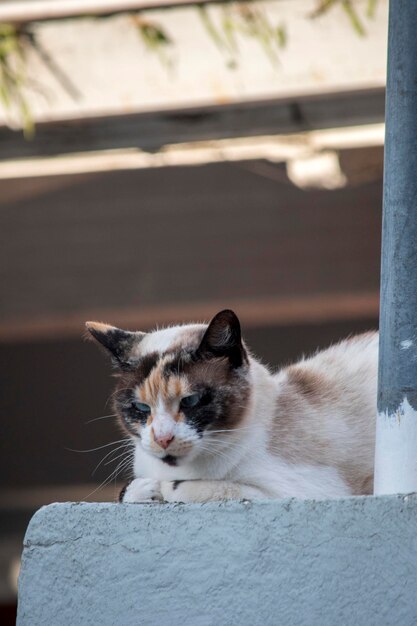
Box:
374;1;417;494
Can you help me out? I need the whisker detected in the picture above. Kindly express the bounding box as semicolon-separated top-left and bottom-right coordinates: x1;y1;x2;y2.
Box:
108;457;133;484
105;387;132;408
110;456;134;485
104;446;134;467
210;436;257;451
66;438;128;454
198;438;245;456
197;444;232;462
92;441;132;476
198;437;260;462
206;425;253;435
83;454;133;501
85;413;117;425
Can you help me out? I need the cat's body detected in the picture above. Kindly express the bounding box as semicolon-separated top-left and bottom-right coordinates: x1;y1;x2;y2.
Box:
87;311;378;503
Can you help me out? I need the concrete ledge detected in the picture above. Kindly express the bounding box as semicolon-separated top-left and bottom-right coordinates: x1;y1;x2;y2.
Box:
17;495;417;626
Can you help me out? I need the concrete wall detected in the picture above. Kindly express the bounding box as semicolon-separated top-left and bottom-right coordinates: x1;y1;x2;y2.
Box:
17;495;417;626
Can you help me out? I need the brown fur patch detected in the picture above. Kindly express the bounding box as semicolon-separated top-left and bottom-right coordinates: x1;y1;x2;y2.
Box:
85;321;114;334
360;474;374;495
286;366;333;404
136;355;190;407
184;357;250;431
185;357;232;388
268;367;340;466
341;471;374;495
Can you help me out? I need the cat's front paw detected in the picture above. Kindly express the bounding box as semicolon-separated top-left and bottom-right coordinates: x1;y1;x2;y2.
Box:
121;478;162;503
160;480;201;503
160;480;187;503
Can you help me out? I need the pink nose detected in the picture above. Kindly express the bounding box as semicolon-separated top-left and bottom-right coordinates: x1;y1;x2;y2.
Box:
154;433;175;450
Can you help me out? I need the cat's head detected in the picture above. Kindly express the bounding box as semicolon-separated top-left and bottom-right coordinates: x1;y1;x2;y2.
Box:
86;310;251;466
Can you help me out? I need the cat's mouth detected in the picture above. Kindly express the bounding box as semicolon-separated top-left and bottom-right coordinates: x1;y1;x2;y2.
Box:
161;454;178;466
143;437;197;465
149;438;196;464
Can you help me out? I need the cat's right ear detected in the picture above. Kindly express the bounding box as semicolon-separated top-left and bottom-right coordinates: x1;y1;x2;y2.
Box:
197;309;247;368
85;322;146;369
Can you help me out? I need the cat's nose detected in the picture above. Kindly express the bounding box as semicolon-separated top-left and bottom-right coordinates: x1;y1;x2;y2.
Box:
154;433;175;450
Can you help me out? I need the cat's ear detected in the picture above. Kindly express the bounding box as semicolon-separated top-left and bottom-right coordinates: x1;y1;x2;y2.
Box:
85;322;146;369
197;309;247;368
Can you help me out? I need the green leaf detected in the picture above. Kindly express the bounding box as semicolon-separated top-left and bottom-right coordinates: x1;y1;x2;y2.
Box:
342;0;366;36
0;77;11;108
139;22;171;47
0;23;16;38
0;24;34;136
198;6;227;52
221;11;238;53
276;25;287;48
310;0;339;19
367;0;378;19
20;96;35;139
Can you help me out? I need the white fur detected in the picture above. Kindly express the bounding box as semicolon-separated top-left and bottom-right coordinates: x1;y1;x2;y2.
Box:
136;324;205;357
123;478;162;502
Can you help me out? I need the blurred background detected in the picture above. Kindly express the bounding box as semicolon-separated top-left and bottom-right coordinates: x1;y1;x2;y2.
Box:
0;0;386;621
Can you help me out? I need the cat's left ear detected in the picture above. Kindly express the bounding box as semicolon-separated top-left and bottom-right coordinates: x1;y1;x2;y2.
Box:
85;322;146;369
197;309;248;368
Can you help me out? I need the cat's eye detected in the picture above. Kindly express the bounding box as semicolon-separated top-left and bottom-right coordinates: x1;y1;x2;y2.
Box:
180;393;201;409
133;401;151;414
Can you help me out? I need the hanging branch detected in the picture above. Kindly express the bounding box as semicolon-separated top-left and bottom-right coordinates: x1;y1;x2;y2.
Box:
310;0;379;36
0;22;83;135
367;0;378;18
23;29;82;100
130;14;175;70
199;2;287;70
0;24;34;137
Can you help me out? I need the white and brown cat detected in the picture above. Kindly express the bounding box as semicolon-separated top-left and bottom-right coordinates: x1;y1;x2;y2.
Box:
86;309;377;503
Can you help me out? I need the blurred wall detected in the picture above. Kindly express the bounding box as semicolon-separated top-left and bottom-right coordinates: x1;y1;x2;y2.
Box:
0;157;382;492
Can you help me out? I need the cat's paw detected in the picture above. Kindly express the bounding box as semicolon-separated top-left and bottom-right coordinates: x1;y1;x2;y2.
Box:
160;480;196;503
121;478;162;503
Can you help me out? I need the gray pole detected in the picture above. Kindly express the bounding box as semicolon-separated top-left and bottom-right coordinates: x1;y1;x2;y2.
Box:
374;1;417;494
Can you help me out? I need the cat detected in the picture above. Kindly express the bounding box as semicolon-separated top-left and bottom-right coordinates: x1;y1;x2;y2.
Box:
86;309;378;503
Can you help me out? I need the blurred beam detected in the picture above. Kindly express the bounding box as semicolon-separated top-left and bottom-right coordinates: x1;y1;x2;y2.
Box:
0;291;380;343
0;125;385;180
0;0;243;24
0;88;385;161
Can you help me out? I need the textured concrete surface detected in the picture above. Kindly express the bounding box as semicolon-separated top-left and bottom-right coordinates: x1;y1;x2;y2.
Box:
17;495;417;626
